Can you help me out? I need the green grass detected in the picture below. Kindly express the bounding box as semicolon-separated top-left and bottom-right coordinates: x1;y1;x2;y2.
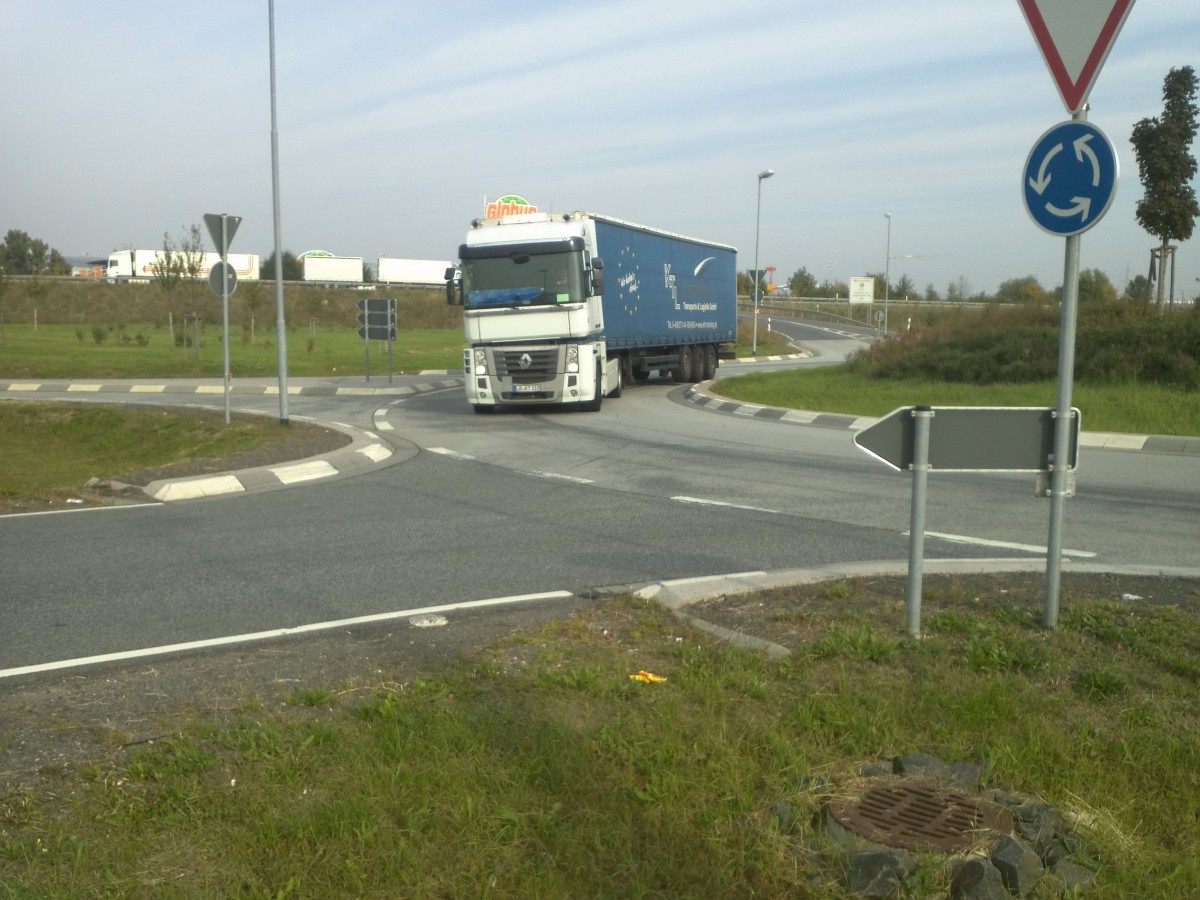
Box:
0;324;464;379
3;587;1199;897
0;402;307;500
713;365;1200;436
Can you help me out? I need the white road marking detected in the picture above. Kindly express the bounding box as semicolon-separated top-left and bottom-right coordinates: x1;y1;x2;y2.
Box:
526;471;595;484
428;447;475;460
152;475;245;501
671;496;778;514
1;503;162;520
357;443;392;462
0;591;575;679
272;460;338;484
920;531;1096;558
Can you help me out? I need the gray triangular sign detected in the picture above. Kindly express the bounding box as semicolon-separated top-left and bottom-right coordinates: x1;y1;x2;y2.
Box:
203;213;241;256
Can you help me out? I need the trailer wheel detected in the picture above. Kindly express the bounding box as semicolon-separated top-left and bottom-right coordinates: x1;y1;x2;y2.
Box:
672;345;693;383
688;345;704;383
701;344;717;380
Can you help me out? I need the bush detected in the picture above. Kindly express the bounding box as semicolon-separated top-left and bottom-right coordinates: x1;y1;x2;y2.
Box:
849;304;1200;388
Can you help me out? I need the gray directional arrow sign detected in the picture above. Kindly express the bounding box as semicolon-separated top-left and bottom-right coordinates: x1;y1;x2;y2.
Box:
854;406;1080;472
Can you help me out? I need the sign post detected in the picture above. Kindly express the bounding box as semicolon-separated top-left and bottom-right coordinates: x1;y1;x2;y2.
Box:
357;298;397;382
854;405;1080;636
1018;0;1134;627
204;213;242;424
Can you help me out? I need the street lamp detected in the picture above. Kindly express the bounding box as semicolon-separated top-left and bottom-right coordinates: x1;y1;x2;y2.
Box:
883;212;892;336
752;168;775;355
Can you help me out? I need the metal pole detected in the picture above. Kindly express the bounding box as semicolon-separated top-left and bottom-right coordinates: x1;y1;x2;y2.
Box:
907;406;932;637
1044;111;1086;628
883;213;892;335
221;216;231;425
751;169;773;355
268;0;290;424
752;179;762;356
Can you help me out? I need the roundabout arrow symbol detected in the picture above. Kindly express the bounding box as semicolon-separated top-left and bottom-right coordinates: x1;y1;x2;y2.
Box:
1028;142;1062;195
1046;196;1092;221
1073;133;1101;186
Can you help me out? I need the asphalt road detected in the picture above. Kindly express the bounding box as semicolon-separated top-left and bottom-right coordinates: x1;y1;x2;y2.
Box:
3;321;1197;678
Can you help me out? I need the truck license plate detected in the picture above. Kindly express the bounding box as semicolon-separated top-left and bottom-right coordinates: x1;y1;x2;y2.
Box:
512;384;542;394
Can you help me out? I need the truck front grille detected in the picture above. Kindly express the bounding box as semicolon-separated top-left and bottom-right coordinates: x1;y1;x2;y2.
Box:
494;348;558;382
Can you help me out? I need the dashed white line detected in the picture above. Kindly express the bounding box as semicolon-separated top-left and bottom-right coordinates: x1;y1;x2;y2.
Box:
428;447;475;460
671;495;778;514
526;471;595;485
920;531;1096;558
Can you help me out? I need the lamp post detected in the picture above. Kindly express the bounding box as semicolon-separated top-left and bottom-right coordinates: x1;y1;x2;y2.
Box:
752;168;774;355
883;212;892;336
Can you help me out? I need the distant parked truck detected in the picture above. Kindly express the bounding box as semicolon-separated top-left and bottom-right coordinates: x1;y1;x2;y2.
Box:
106;250;260;282
299;252;363;283
377;257;453;286
446;211;737;412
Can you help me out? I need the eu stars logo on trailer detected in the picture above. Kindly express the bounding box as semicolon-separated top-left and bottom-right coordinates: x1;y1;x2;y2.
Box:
1023;120;1118;237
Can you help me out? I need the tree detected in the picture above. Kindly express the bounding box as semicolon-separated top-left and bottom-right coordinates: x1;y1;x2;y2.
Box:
996;275;1049;304
1131;66;1198;311
787;266;817;297
1124;274;1152;304
1077;268;1119;304
893;274;916;300
924;283;941;303
263;249;303;281
946;276;972;303
0;229;69;275
152;224;206;343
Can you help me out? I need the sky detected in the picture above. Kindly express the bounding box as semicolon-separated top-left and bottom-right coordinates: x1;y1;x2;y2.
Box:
2;1;1198;300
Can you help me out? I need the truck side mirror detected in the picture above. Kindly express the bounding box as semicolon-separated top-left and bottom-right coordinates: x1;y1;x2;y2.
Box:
591;258;604;296
445;267;461;306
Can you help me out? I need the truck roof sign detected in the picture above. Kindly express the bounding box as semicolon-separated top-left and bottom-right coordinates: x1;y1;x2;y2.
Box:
486;194;539;218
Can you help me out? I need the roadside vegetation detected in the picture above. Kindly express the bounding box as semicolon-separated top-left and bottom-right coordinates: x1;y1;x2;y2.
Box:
725;302;1200;436
0;279;463;378
2;577;1198;896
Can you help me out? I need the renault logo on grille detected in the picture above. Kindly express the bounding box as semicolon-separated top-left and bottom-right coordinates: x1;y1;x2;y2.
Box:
518;353;533;369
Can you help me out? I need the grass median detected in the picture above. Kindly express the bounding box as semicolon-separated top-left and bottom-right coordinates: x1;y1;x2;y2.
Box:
2;574;1198;896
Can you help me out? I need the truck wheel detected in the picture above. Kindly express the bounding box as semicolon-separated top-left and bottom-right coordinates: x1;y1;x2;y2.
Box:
672;345;693;383
632;360;651;382
608;362;623;398
688;345;704;383
581;364;603;412
702;344;717;380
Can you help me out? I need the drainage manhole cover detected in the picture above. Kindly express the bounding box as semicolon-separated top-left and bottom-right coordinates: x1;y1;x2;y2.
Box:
826;777;1013;852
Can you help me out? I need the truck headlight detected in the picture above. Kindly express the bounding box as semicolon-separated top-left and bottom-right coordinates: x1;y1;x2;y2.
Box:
473;348;487;376
565;345;579;374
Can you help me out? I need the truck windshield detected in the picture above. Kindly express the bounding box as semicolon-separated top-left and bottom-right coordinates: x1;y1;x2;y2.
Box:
463;252;584;309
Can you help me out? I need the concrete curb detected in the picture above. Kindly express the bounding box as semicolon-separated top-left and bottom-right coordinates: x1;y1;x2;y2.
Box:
683;382;1200;455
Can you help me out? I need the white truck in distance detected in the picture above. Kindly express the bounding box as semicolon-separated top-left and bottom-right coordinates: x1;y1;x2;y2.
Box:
300;255;363;283
377;257;453;286
446;211;737;413
106;250;260;281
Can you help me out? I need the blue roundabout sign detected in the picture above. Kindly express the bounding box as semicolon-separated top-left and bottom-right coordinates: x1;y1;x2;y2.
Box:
1023;120;1118;237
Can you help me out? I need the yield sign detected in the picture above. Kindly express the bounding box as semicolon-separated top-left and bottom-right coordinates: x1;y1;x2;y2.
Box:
1018;0;1136;114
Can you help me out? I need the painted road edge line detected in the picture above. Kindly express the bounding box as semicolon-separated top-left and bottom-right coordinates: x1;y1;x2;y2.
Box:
1;591;575;680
